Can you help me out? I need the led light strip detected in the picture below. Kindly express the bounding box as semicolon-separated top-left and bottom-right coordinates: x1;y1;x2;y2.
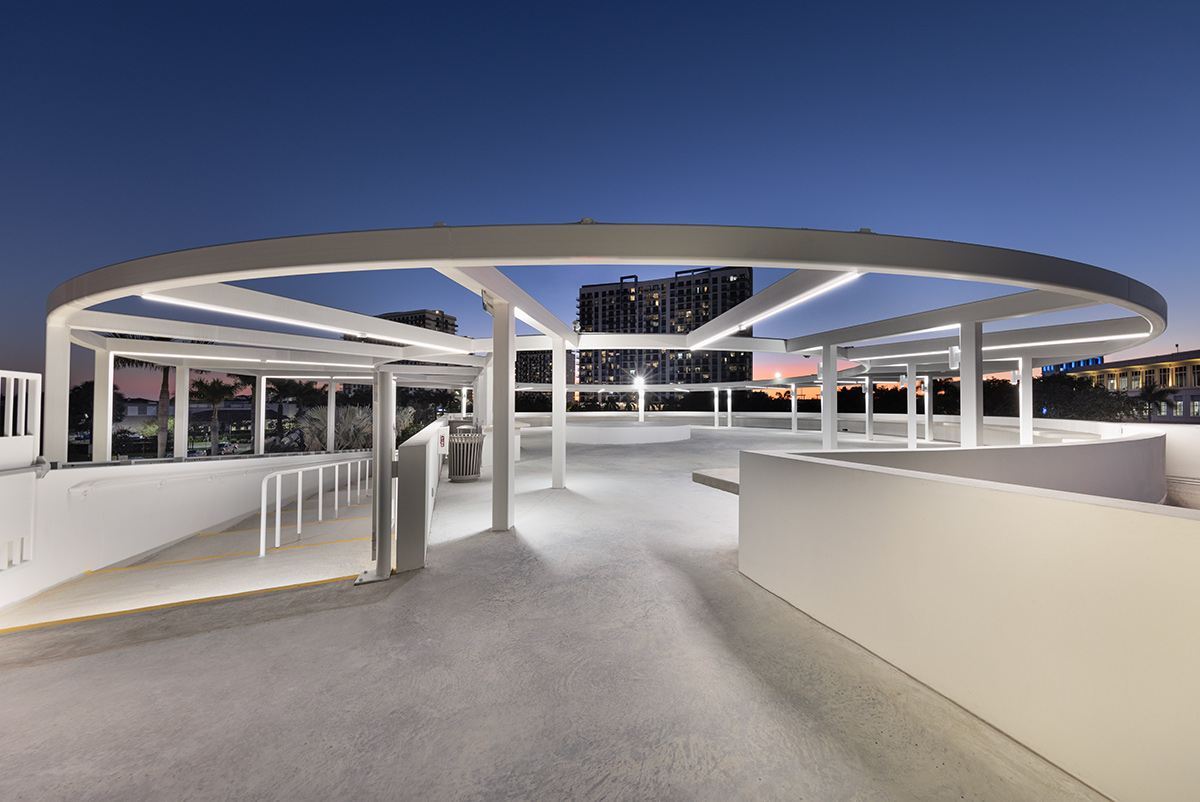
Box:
853;331;1147;364
141;292;472;354
113;351;261;363
981;332;1145;350
690;272;861;350
114;351;370;369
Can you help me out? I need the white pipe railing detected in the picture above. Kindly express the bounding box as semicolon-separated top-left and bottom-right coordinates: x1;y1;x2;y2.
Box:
259;456;371;557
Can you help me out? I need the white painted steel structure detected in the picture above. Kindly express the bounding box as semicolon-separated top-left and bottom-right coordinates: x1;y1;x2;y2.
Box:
43;222;1167;577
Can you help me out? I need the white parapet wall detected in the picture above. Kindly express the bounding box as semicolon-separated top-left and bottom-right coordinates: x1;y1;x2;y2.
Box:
394;418;446;571
738;435;1200;802
0;450;368;610
817;434;1168;503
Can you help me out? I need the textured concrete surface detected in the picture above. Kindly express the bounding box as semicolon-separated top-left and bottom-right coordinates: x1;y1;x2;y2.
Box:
0;428;1106;801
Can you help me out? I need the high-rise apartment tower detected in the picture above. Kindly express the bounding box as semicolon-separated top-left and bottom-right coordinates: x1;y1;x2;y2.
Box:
576;266;752;385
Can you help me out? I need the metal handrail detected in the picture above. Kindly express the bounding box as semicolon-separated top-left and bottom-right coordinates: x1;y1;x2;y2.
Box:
259;456;371;556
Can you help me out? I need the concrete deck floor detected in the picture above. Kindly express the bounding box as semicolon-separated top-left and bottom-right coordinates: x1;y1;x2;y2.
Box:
0;427;1106;801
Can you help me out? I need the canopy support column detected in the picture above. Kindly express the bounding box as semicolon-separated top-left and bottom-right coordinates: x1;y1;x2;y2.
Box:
91;348;113;462
864;377;874;441
326;381;336;452
922;374;934;442
490;295;515;531
1018;355;1034;445
552;337;566;489
789;383;797;432
359;371;396;584
905;362;918;449
174;366;190;459
960;322;983;447
253;375;266;454
821;343;837;450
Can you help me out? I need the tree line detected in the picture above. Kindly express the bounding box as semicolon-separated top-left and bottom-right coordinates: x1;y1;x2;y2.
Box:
548;373;1170;422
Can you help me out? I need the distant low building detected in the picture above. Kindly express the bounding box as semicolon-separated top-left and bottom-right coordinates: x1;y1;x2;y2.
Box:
377;309;457;334
1056;349;1200;421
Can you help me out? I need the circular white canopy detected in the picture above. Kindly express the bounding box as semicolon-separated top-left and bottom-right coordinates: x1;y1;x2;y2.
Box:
47;222;1166;385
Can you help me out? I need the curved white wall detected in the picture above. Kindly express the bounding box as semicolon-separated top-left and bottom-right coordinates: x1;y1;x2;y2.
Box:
739;440;1200;802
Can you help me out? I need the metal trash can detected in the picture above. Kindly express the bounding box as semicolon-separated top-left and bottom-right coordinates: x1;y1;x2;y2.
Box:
448;427;485;482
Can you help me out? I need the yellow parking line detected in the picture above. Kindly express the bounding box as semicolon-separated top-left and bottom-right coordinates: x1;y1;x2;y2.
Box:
88;534;372;573
253;502;372;515
0;575;360;635
197;514;372;537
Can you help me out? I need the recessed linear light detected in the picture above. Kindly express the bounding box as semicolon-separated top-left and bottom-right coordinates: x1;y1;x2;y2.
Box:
270;359;373;368
854;350;945;362
870;357;1022;368
114;351;262;363
141;292;472;354
142;293;355;336
853;331;1147;365
864;323;962;341
981;332;1145;350
258;375;374;381
739;272;862;329
114;351;370;369
690;272;861;350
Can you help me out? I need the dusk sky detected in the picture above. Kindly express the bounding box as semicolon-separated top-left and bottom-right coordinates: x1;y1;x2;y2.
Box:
3;3;1197;398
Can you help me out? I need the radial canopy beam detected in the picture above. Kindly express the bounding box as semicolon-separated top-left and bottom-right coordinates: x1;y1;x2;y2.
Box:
144;284;476;353
687;268;855;350
436;265;579;347
785;289;1101;353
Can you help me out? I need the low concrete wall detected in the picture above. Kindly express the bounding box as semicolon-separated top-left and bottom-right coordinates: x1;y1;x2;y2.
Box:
0;450;368;610
739;442;1200;802
1049;419;1200;480
817;434;1167;504
394;419;444;571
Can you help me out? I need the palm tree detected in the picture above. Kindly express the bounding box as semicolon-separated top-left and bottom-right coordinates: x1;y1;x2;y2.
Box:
109;334;216;458
108;335;173;458
1138;376;1174;422
266;379;323;440
190;376;246;456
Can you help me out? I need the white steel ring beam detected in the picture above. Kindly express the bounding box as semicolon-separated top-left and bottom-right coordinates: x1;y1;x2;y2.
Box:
47;223;1167;343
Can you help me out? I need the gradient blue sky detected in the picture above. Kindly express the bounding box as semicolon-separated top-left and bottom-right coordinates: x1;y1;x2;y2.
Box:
3;2;1197;396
